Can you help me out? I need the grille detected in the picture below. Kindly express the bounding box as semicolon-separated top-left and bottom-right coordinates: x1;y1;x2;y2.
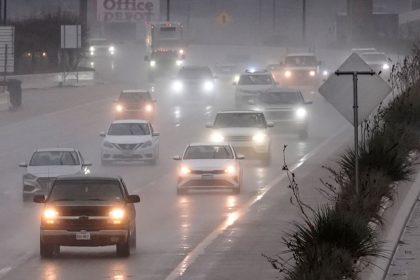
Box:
59;206;112;216
225;135;252;142
116;143;139;150
184;179;233;187
191;170;225;175
292;69;317;77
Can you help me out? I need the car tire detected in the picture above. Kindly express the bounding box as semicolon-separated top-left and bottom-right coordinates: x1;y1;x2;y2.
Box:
130;223;137;249
116;234;130;257
40;240;54;258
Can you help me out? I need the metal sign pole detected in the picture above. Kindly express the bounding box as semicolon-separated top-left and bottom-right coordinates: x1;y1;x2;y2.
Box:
335;70;375;195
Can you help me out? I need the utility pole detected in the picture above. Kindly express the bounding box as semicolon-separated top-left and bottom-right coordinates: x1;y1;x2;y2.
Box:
302;0;306;42
335;70;375;195
272;0;276;31
166;0;170;21
1;0;7;25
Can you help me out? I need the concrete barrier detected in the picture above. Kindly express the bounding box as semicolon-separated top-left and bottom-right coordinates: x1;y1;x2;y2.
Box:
4;70;95;90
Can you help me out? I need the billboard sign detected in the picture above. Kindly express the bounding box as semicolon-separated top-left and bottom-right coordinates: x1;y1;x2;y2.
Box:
0;26;15;73
97;0;160;23
61;25;82;49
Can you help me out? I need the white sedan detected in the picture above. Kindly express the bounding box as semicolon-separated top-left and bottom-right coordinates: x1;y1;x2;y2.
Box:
173;143;244;194
18;148;91;201
100;120;160;165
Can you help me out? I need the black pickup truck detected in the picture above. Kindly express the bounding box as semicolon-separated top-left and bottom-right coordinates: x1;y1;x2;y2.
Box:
34;176;140;258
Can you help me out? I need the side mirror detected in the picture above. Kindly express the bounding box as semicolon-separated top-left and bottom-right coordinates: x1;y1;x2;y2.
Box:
127;194;140;203
18;162;27;167
205;122;214;128
82;162;92;167
267;122;274;128
152;132;160;137
144;56;149;62
33;195;45;203
237;154;245;160
305;100;313;105
173;155;181;160
100;132;106;137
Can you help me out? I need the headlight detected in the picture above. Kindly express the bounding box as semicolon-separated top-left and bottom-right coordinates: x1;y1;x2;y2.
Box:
142;140;153;148
23;173;36;180
322;70;329;76
382;63;390;70
252;133;267;144
172;80;183;92
225;165;237;176
309;70;316;77
145;104;153;112
115;104;124;112
43;208;59;224
150;60;156;67
108;46;115;53
179;165;191;176
252;107;263;112
295;107;307;119
109;208;125;224
210;132;224;143
233;74;240;83
83;167;91;175
176;60;183;66
203;80;214;91
89;46;95;52
284;70;292;78
103;141;114;148
179;49;184;55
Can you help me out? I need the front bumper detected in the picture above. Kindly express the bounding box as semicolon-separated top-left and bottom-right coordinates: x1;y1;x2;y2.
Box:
113;110;155;121
177;173;240;189
41;229;128;246
101;146;156;161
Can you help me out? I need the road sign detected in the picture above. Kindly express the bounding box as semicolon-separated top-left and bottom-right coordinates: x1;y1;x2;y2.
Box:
0;26;15;73
319;53;391;126
216;12;232;25
97;0;160;22
61;25;82;49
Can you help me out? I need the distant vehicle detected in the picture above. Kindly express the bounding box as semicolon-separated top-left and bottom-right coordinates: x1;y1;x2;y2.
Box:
145;22;185;78
213;53;253;82
248;88;312;139
113;90;156;121
359;52;390;72
206;111;273;164
350;48;377;54
233;70;277;108
100;120;160;165
171;66;216;97
88;38;116;57
173;143;244;194
33;175;140;258
274;53;327;86
19;148;91;201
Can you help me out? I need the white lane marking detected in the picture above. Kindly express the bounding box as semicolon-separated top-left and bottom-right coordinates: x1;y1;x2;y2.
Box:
165;126;348;280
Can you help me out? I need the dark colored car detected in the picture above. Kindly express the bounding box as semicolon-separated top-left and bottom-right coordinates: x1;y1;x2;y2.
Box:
113;90;156;121
33;176;140;258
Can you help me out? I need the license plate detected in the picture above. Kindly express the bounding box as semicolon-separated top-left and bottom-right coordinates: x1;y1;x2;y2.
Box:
76;231;91;240
201;174;213;180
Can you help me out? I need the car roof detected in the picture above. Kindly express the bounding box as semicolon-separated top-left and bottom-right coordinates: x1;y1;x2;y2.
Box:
121;89;149;94
217;110;263;114
188;142;231;147
55;175;121;181
35;148;78;152
286;53;316;57
111;119;149;124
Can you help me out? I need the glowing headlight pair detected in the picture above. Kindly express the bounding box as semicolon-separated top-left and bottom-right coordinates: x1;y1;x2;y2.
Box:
295;107;307;119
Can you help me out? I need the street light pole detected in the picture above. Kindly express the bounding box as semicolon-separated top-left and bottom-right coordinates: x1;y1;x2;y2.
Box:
166;0;170;21
272;0;276;31
3;0;7;25
302;0;306;42
335;70;375;195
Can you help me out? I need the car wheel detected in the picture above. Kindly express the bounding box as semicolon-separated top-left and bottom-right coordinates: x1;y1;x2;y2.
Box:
40;239;54;258
116;234;130;257
130;223;137;249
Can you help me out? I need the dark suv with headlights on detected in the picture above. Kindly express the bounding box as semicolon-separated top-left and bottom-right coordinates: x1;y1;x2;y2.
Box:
248;88;312;139
113;90;156;121
34;176;140;258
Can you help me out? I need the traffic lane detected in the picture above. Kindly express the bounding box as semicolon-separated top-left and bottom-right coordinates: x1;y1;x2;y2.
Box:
0;83;345;279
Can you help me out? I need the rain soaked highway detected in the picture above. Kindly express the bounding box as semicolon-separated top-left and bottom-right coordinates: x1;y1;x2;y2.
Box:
0;44;347;279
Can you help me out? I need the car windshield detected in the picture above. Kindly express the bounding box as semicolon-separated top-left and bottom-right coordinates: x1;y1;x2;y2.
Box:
238;74;273;85
90;39;109;46
214;113;266;128
108;123;150;136
29;151;80;166
184;145;234;159
284;56;317;66
259;91;302;105
361;53;387;62
49;180;124;202
119;92;151;103
178;67;212;79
